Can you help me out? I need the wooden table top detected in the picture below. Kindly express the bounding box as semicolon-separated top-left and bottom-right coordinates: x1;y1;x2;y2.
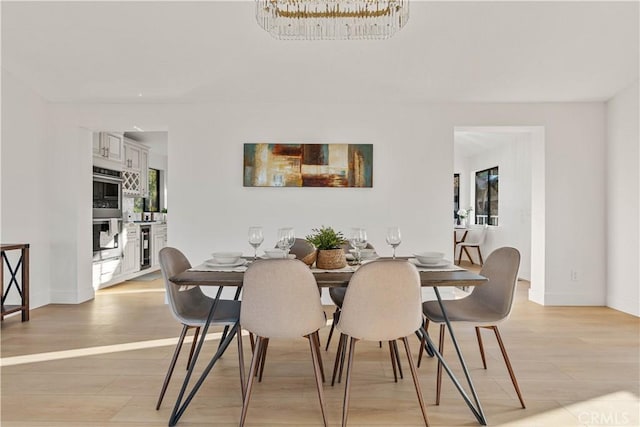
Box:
170;264;486;289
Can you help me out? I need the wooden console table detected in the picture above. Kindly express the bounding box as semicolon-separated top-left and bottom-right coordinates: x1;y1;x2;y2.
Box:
1;243;30;321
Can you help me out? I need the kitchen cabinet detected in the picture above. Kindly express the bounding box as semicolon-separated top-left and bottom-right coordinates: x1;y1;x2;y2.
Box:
122;225;141;275
93;132;124;164
122;138;149;197
140;149;149;198
151;224;168;267
92;257;122;287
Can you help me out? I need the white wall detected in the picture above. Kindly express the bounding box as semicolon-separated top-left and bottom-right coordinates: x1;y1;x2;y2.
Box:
455;132;532;280
1;69;52;309
2;99;608;308
606;81;640;316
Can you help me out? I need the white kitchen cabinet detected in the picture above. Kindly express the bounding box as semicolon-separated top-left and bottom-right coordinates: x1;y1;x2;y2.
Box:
151;224;168;267
123;140;141;170
140;149;149;198
93;132;124;164
93;257;123;287
122;139;149;197
122;225;141;275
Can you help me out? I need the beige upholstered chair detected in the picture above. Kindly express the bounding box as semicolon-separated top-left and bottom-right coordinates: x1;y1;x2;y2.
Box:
239;259;328;426
456;224;488;265
326;243;375;350
337;260;429;426
156;247;241;410
421;246;525;409
327;244;405;383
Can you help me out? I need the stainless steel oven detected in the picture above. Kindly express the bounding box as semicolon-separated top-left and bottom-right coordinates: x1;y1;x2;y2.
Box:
93;166;123;219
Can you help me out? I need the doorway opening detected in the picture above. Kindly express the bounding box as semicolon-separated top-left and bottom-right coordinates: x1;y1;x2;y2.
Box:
454;126;545;305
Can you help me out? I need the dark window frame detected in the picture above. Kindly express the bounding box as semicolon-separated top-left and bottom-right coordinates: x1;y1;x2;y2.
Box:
475;166;499;226
453;173;460;220
134;168;160;213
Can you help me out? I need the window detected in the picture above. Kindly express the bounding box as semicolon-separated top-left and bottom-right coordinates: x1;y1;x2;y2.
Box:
453;173;460;220
134;168;160;212
475;166;499;226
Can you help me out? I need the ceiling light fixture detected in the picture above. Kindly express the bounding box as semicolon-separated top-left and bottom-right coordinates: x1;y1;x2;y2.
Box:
256;0;409;40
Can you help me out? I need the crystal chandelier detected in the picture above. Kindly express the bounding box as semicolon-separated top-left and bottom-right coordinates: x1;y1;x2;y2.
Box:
256;0;409;40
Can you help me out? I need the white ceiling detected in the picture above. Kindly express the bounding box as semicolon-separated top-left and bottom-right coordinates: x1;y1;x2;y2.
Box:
1;1;638;105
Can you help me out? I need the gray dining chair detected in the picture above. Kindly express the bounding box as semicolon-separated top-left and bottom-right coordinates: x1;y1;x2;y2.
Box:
239;259;328;427
420;246;526;409
456;224;488;265
336;259;429;426
156;247;242;410
287;238;317;265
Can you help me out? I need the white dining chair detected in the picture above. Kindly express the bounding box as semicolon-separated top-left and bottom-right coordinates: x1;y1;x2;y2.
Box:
456;224;488;265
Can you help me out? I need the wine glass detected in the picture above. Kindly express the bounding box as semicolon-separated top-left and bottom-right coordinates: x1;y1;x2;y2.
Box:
386;226;402;259
248;226;264;261
349;227;368;265
277;227;295;258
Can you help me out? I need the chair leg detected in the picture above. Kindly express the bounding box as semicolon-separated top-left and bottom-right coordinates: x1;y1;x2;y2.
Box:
332;333;348;385
237;326;246;400
239;336;264;427
156;324;189;410
417;318;431;367
402;337;430;427
338;333;348;384
475;327;487;369
258;338;269;382
325;308;340;351
342;337;358;427
417;334;426;368
436;324;445;405
392;340;404;379
308;332;329;427
249;332;255;352
389;341;399;382
462;246;474;265
456;245;463;265
491;326;526;409
477;246;484;265
186;326;200;370
312;331;326;382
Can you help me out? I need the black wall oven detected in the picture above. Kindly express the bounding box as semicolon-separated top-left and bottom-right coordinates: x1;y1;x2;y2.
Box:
93;166;123;219
93;219;122;262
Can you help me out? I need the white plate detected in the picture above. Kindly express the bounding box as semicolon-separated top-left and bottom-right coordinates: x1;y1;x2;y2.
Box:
204;258;247;268
260;254;296;260
410;258;451;268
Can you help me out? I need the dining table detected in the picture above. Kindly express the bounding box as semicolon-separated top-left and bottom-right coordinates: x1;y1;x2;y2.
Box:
167;257;488;426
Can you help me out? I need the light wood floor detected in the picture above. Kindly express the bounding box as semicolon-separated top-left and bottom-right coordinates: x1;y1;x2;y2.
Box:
2;264;639;426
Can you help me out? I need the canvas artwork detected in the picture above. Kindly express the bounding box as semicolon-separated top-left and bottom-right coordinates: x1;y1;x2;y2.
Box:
243;143;373;188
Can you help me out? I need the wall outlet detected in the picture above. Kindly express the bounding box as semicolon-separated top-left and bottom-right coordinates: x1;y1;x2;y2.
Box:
570;270;578;282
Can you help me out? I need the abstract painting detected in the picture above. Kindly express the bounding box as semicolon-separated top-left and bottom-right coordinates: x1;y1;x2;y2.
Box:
243;143;373;188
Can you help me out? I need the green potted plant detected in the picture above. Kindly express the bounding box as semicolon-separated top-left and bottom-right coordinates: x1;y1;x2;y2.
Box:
305;226;347;269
